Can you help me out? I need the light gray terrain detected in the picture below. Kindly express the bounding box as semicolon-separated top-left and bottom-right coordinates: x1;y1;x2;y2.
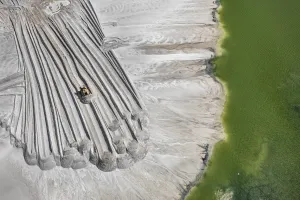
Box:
0;0;223;199
1;0;149;171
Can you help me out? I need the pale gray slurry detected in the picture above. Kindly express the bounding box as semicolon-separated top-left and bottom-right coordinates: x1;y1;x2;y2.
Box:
0;0;149;171
0;0;223;199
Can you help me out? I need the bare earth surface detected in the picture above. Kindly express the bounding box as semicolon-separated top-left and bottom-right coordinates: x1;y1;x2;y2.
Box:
0;0;223;199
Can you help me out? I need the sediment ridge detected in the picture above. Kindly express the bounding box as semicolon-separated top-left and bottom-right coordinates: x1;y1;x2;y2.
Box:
0;0;149;171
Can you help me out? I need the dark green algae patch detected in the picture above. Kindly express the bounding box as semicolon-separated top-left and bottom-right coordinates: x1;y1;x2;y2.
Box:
186;0;300;199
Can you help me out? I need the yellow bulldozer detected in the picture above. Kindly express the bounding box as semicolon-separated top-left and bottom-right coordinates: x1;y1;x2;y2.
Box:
80;86;91;96
79;86;93;104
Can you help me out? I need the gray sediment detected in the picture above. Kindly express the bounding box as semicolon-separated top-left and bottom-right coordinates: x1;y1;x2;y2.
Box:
0;0;149;171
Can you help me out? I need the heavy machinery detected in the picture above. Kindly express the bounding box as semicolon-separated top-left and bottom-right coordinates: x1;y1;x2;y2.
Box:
78;86;93;104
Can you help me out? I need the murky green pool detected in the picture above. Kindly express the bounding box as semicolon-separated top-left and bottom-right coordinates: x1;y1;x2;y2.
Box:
186;0;300;199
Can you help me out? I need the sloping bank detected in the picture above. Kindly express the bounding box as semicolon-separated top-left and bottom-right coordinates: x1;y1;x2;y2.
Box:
186;0;300;199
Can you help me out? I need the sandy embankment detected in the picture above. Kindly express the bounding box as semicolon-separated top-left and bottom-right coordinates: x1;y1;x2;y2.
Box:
0;0;223;199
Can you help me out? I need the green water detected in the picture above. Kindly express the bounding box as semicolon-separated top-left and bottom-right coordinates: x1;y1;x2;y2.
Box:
186;0;300;199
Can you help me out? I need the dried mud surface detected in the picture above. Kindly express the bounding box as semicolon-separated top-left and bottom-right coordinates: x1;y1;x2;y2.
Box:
0;0;223;199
